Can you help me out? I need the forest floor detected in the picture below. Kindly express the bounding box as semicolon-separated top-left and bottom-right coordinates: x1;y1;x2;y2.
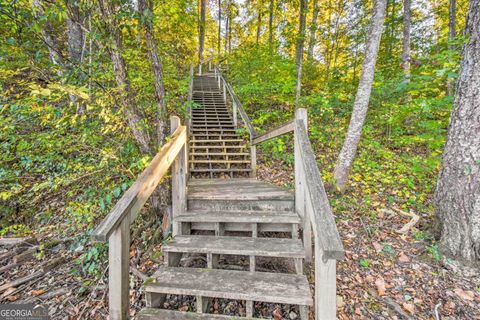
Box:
1;159;479;320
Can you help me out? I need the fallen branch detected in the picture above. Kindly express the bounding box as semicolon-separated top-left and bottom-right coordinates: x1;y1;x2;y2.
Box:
130;265;148;281
0;237;37;247
380;207;420;234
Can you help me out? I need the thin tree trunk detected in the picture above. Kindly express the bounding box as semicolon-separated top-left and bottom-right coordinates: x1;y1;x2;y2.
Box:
295;0;308;106
447;0;457;96
333;0;387;191
66;0;86;114
256;2;262;45
218;0;222;55
98;0;152;155
138;0;167;147
269;0;274;51
228;7;233;51
199;0;206;74
401;0;411;81
307;0;320;60
434;0;480;262
225;0;230;53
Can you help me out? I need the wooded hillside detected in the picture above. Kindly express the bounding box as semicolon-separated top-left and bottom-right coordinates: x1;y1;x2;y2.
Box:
0;0;479;318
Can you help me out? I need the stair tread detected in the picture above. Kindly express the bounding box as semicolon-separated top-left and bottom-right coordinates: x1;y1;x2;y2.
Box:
137;308;256;320
190;160;250;164
146;267;313;306
190;153;250;156
176;210;300;224
163;235;305;258
188;179;294;201
189;168;252;173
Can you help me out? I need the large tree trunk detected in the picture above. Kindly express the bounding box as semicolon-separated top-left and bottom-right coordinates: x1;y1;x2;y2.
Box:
98;0;152;155
447;0;457;96
434;0;480;262
294;0;308;106
138;0;167;147
401;0;411;81
199;0;206;74
307;0;320;60
333;0;387;191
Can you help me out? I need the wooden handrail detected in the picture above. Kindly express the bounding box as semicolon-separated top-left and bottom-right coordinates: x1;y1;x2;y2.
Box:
92;125;187;242
295;119;344;260
252;120;294;145
91;116;188;319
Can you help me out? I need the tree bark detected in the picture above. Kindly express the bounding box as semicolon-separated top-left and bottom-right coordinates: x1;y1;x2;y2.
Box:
199;0;206;74
434;0;480;262
66;0;86;114
447;0;457;96
138;0;167;147
307;0;320;60
295;0;308;106
268;0;274;51
333;0;387;191
32;0;62;67
401;0;411;81
256;1;262;45
218;0;222;55
98;0;152;155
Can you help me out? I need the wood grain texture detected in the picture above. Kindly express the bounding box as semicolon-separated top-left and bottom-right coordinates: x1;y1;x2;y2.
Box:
252;120;294;145
137;308;256;319
145;267;313;306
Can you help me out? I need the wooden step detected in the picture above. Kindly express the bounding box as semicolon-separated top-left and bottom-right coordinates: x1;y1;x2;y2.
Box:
190;160;250;164
176;210;300;224
145;267;313;306
163;235;305;258
189;168;252;173
190;139;244;143
189;153;250;156
137;308;256;320
189;145;247;149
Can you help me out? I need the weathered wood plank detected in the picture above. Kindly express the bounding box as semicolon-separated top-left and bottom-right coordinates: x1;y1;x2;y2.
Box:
295;119;344;260
171;117;187;237
163;235;305;258
176;211;301;224
137;308;257;319
92;124;187;242
315;247;337;320
145;267;313;306
108;216;130;320
252;120;294;145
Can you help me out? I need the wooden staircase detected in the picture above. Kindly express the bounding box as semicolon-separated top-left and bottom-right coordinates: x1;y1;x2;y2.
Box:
92;63;344;320
189;74;252;178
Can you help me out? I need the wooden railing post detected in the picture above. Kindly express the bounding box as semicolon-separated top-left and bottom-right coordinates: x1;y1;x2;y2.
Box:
232;99;238;127
250;143;256;178
223;81;227;103
108;215;130;320
295;108;312;263
171;116;187;236
315;248;337;320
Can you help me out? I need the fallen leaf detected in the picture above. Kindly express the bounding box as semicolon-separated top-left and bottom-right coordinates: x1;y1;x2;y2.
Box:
31;289;45;296
178;305;189;312
375;277;386;296
402;302;415;314
398;252;410;263
272;307;283;320
372;241;383;252
454;288;474;301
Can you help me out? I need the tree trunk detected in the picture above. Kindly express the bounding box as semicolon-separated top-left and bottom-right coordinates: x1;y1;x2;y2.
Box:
434;0;480;262
98;0;152;155
333;0;387;191
138;0;167;147
447;0;457;96
401;0;411;81
66;0;86;114
269;0;274;51
218;0;222;55
307;0;320;60
295;0;308;106
228;6;233;51
256;2;262;45
225;0;230;53
199;0;206;74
